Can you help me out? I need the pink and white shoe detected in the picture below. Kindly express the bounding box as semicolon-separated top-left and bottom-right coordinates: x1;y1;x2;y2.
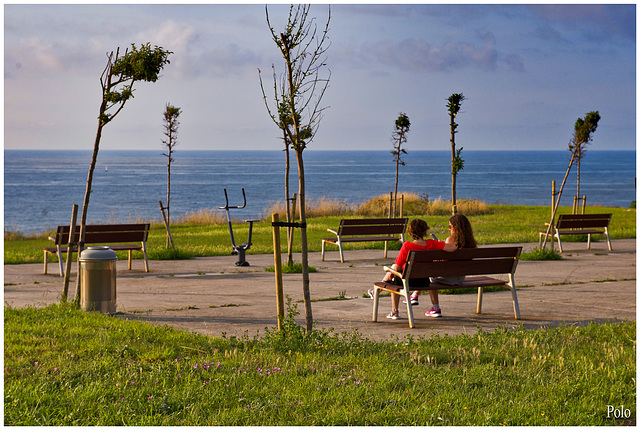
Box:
426;307;442;318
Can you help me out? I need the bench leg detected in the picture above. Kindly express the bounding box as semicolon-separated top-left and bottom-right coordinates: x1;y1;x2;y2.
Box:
142;242;149;272
372;285;380;322
555;231;563;253
403;287;415;328
605;227;612;251
128;250;133;270
43;251;48;275
57;246;65;277
587;233;591;249
338;240;344;263
384;241;388;259
321;240;326;261
476;287;484;314
509;274;520;319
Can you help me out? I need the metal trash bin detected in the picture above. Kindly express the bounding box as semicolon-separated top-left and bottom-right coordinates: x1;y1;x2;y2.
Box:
79;246;117;313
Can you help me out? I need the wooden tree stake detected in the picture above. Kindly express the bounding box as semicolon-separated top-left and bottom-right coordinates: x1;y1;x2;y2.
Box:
62;204;78;302
272;213;285;331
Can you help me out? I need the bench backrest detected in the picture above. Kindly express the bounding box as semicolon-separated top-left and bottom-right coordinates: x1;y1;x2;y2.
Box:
53;223;150;245
337;218;407;236
403;247;522;280
556;214;611;229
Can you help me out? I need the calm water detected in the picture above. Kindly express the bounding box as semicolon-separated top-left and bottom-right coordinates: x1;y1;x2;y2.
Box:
4;150;636;234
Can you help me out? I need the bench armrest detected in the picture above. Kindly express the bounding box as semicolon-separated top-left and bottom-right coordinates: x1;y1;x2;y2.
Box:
383;266;402;278
48;236;56;242
326;228;338;236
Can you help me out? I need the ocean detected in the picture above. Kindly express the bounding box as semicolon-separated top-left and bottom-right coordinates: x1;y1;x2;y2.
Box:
4;150;636;235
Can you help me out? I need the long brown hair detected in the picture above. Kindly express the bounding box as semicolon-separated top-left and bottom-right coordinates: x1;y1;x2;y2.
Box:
449;214;477;248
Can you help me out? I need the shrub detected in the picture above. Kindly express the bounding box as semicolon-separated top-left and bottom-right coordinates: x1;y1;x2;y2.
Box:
520;247;563;261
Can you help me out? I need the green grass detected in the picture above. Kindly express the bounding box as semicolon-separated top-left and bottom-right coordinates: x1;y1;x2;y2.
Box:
4;205;636;265
4;302;635;426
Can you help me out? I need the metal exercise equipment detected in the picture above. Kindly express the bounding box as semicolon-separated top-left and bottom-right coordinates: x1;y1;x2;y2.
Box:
219;188;259;266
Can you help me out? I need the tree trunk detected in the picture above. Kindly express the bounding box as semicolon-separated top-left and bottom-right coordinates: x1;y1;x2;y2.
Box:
393;156;399;218
450;122;457;215
166;148;171;248
75;122;105;304
295;148;313;332
576;157;581;201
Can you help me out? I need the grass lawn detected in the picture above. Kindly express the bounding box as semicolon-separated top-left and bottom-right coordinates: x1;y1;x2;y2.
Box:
4;204;636;425
4;205;636;264
4;303;635;426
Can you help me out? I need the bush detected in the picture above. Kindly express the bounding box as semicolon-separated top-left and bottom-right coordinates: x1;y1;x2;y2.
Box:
520;247;563;261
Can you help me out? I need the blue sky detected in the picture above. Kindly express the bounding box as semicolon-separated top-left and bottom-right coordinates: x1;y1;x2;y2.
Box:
4;3;636;151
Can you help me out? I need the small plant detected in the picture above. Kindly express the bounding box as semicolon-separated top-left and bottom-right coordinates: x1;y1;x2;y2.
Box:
265;262;317;273
520;247;563;261
148;247;193;260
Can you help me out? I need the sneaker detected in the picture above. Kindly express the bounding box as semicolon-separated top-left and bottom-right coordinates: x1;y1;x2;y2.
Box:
426;307;442;318
367;288;375;299
386;310;400;320
402;295;419;306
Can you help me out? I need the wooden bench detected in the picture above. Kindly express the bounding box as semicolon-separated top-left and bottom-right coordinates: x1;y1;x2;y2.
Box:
539;213;612;253
321;218;407;263
44;223;150;276
372;246;522;328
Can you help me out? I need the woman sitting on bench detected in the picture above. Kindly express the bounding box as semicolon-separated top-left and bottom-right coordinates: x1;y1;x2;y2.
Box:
422;214;478;318
372;218;456;320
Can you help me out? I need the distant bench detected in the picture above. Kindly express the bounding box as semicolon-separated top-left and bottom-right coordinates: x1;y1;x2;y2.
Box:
372;246;522;328
539;213;612;253
44;223;150;276
321;218;408;263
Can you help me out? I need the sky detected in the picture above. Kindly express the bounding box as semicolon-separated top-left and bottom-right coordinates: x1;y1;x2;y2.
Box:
4;3;637;152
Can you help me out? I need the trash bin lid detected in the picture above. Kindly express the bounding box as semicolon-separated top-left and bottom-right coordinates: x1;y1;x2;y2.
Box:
79;246;118;261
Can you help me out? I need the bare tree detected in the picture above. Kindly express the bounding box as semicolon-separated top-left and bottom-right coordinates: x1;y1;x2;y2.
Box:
75;43;171;303
259;4;331;332
390;113;410;217
162;103;181;247
447;93;465;215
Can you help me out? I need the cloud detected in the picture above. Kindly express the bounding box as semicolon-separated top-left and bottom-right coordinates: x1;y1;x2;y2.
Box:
527;4;635;42
362;30;510;73
5;37;64;77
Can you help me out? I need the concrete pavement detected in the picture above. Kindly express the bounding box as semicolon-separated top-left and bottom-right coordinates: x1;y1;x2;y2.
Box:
4;239;636;340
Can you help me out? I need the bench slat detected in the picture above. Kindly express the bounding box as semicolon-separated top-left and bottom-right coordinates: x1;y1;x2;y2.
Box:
340;218;407;226
556;220;610;229
374;276;507;292
324;236;402;243
58;223;149;233
557;214;611;221
407;259;515;278
338;225;406;236
410;247;521;262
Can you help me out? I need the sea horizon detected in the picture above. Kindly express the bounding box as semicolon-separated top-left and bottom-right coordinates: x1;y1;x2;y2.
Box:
5;149;636;235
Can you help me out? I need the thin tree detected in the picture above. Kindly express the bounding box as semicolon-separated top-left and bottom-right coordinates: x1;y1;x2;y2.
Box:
542;112;599;249
390;113;410;217
259;4;331;332
569;111;600;205
447;93;465;215
75;43;171;303
162;103;181;248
